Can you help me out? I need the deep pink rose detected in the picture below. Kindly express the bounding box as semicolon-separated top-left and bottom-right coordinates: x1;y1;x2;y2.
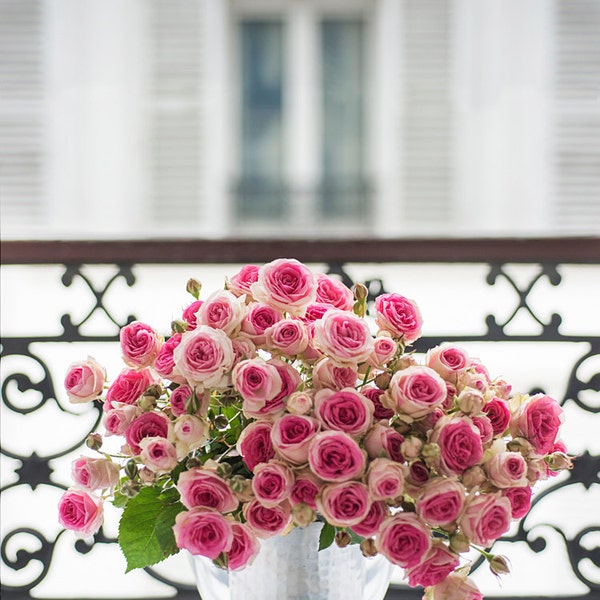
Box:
431;416;483;475
300;302;331;324
376;513;431;568
362;387;394;420
243;499;292;538
350;500;389;537
104;368;156;411
227;522;260;570
316;481;372;527
290;472;321;509
228;264;260;297
251;461;295;507
405;461;431;497
64;356;106;404
471;414;494;445
426;343;470;380
170;384;193;417
416;478;465;526
367;458;406;501
406;540;460;588
374;293;423;343
139;437;179;474
173;508;234;558
503;486;532;519
241;302;283;345
388;365;447;419
58;488;103;536
517;394;564;455
483;397;511;436
103;404;139;435
460;494;512;547
315;273;354;310
120;321;162;369
251;258;317;317
234;359;283;408
486;451;527;488
177;468;239;513
363;423;404;462
182;300;203;330
271;414;320;465
307;430;366;482
312;309;374;366
265;319;309;356
71;457;119;491
367;336;398;369
197;290;245;336
237;421;275;471
125;411;170;454
314;388;374;437
312;358;358;391
154;333;182;380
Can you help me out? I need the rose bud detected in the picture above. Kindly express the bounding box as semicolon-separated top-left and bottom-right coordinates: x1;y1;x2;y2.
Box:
292;502;316;527
489;554;511;576
335;531;352;548
360;538;378;558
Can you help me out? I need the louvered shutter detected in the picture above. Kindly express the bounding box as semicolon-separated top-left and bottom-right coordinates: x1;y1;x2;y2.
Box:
0;0;44;232
553;0;600;232
149;0;202;226
400;0;453;225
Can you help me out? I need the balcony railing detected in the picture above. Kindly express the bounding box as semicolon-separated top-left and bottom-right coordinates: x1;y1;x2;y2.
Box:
1;238;599;600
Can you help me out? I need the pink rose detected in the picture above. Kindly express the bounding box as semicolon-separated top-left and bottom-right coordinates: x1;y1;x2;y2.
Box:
314;388;374;437
405;540;460;588
241;302;283;345
182;300;203;330
104;368;156;410
312;358;358;391
459;494;512;547
197;290;245;336
173;508;234;558
376;513;431;568
103;404;139;435
307;430;366;482
58;488;103;536
416;478;465;527
154;334;182;380
471;414;494;445
139;437;179;474
367;458;406;501
316;481;372;527
290;471;321;509
170;385;193;417
517;394;564;455
405;461;431;497
486;451;527;488
483;397;511;436
243;499;292;538
251;258;317;317
265;319;308;356
367;335;398;369
374;293;423;343
120;321;162;369
457;389;485;415
503;486;532;519
431;416;483;475
173;414;209;455
426;343;470;380
237;421;275;471
234;359;283;411
71;457;119;491
285;390;314;415
350;500;389;537
228;264;260;297
173;326;235;390
315;273;354;310
251;461;295;507
362;387;394;421
227;522;260;571
312;309;374;366
64;356;106;404
271;414;320;465
231;337;257;364
363;423;404;463
388;365;447;419
125;411;171;455
429;572;483;600
177;468;239;513
300;302;331;324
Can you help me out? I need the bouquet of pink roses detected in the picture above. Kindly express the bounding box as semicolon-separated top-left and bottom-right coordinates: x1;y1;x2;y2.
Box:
58;258;572;598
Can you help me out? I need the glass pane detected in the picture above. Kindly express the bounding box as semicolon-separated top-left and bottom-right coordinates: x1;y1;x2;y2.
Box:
321;20;367;218
239;21;285;220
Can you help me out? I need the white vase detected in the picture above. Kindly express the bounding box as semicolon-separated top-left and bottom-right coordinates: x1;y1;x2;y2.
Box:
190;522;394;600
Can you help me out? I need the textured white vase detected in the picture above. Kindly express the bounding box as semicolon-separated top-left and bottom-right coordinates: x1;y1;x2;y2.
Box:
190;522;394;600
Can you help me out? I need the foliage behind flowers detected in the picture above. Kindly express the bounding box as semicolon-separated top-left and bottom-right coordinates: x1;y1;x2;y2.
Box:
58;258;572;598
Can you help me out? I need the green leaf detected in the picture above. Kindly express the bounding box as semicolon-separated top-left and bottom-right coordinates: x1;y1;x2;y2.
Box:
118;486;184;572
112;491;130;509
318;522;335;551
347;529;365;546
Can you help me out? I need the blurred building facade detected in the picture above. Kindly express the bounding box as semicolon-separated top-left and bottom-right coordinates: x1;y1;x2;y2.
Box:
1;0;599;239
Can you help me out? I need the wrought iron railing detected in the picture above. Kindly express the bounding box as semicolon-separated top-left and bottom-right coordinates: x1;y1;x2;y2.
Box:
1;238;599;600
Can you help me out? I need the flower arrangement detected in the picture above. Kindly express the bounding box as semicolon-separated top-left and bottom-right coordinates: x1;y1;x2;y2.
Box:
58;259;572;598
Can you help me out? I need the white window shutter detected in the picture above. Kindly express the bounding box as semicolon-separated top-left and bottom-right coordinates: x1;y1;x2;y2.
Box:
553;0;600;232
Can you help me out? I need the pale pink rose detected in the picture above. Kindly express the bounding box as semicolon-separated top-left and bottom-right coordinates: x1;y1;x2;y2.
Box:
240;302;283;345
197;290;245;336
227;522;261;570
486;451;527;488
173;414;209;455
120;321;162;369
308;430;367;482
290;471;321;509
243;499;292;538
367;335;398;369
182;300;203;330
516;394;564;455
350;500;389;537
177;468;239;513
388;365;447;419
104;368;156;410
375;513;431;568
312;358;358;391
483;397;511;436
286;390;314;415
416;478;465;527
315;273;354;310
265;319;308;356
251;258;317;317
271;414;320;465
426;343;470;380
251;461;295;507
234;359;283;409
363;423;404;463
458;369;488;394
366;457;406;501
173;508;234;558
459;494;512;547
231;336;258;364
237;421;275;471
400;436;423;460
374;293;423;343
491;377;512;400
471;415;494;445
503;486;532;519
71;457;120;491
64;356;106;404
457;389;485;415
406;540;460;588
312;309;374;366
362;387;395;421
173;326;235;390
154;334;182;380
316;481;372;527
430;416;483;476
103;404;139;435
428;572;483;600
469;358;491;383
58;488;103;537
314;388;374;437
442;381;457;410
139;437;179;474
125;411;171;455
227;264;260;297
